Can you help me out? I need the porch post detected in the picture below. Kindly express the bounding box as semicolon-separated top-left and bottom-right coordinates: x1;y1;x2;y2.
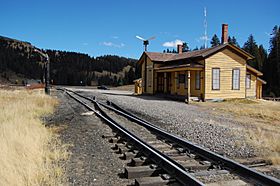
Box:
164;72;167;93
154;71;157;94
187;70;191;103
174;72;178;94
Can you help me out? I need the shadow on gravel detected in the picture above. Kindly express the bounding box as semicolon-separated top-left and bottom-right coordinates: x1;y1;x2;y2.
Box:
117;172;127;179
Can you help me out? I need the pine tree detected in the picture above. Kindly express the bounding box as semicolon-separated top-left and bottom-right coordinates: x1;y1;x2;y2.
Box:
193;47;199;51
210;34;220;47
258;45;267;72
228;36;240;47
200;45;205;50
266;26;280;96
182;42;189;52
243;35;262;70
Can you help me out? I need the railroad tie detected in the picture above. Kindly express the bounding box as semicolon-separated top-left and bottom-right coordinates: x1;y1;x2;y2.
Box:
128;157;152;166
135;176;171;186
125;165;163;179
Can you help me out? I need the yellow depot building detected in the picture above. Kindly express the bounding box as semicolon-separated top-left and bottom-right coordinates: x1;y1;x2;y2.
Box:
137;24;266;102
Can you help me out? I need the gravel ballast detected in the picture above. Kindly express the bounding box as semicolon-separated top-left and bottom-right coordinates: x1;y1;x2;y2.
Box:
46;90;133;185
77;88;258;159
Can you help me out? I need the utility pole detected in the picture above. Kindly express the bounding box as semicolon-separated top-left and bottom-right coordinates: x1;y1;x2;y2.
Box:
34;48;50;95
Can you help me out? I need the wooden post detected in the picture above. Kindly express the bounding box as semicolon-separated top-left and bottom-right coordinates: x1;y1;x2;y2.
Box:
154;71;157;94
164;72;167;93
174;72;178;94
187;71;191;103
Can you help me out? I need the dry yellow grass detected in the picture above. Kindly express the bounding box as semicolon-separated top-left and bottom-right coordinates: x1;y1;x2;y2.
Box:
214;99;280;122
195;99;280;164
247;127;280;164
0;89;68;185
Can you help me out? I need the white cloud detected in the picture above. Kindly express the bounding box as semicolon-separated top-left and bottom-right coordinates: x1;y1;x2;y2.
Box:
82;42;88;46
101;41;125;48
112;36;119;39
162;39;184;47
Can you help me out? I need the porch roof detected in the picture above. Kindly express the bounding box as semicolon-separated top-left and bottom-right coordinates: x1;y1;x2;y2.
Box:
154;62;203;72
257;77;267;84
247;65;263;76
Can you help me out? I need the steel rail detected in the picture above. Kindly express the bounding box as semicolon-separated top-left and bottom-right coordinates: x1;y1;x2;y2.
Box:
104;101;280;186
63;88;280;186
63;89;204;186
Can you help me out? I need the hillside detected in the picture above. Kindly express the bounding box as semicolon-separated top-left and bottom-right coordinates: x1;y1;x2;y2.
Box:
0;36;139;86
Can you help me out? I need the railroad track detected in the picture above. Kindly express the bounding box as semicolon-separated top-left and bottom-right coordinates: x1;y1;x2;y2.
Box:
61;88;280;186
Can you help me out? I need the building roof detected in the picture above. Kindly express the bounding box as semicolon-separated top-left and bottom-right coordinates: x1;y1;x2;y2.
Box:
247;65;263;76
143;43;254;62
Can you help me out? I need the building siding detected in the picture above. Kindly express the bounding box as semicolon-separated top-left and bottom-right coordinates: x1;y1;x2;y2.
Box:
142;57;154;94
246;73;257;98
190;71;203;97
204;49;246;99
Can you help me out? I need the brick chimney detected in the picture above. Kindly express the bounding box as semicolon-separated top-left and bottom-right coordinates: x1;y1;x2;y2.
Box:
221;24;228;44
177;44;183;54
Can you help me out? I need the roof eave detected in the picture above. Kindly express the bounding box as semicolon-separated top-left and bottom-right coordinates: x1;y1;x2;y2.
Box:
201;44;255;60
247;65;263;76
257;77;267;84
227;44;255;60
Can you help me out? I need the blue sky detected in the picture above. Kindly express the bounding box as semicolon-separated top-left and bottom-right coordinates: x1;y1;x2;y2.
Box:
1;0;279;59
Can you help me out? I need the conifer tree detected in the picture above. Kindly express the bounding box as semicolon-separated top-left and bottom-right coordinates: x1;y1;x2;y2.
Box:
228;36;240;47
182;42;189;52
243;35;262;70
258;45;267;72
266;26;280;96
193;46;199;51
210;34;220;47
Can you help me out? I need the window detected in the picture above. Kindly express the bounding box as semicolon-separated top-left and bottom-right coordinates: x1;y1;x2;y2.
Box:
179;74;185;84
195;71;201;90
212;68;220;90
246;74;251;89
232;68;240;90
148;69;152;87
176;73;179;89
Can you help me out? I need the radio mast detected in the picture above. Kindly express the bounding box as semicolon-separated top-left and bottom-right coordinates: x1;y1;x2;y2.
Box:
203;7;208;48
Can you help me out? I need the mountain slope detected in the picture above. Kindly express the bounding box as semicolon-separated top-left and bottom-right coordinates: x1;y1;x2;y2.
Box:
0;36;139;86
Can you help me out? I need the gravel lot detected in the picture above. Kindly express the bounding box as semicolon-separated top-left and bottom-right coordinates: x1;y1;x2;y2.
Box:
46;90;133;185
74;88;258;159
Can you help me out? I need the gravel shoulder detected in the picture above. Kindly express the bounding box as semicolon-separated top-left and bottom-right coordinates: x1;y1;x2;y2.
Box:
45;90;133;185
74;88;259;159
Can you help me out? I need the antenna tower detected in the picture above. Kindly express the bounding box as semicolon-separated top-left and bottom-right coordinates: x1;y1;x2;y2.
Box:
204;7;208;48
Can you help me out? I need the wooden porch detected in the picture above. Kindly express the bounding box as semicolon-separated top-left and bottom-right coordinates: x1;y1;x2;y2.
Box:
154;67;204;103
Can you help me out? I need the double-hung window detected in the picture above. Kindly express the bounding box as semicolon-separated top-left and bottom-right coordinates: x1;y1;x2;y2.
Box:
232;68;240;90
212;68;220;90
246;74;251;89
195;71;201;90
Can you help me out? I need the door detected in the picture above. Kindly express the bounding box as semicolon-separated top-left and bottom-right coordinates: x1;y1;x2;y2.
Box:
157;73;164;93
166;73;171;94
